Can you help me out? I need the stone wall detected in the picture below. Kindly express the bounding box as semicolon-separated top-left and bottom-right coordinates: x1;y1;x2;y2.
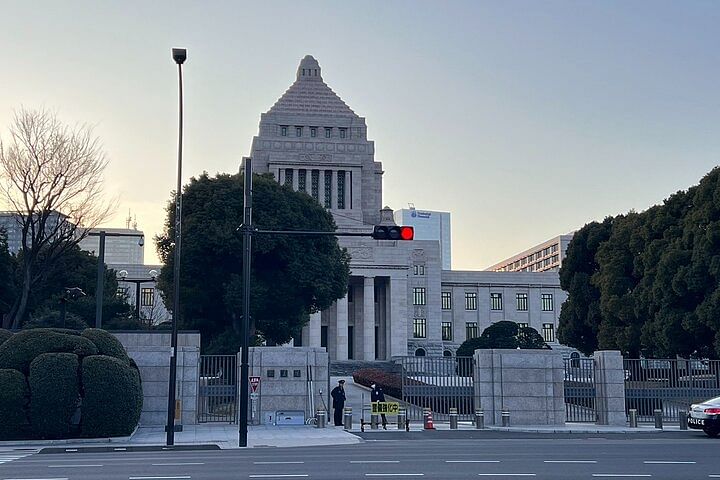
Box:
594;350;626;426
242;347;329;425
113;332;200;426
474;349;565;426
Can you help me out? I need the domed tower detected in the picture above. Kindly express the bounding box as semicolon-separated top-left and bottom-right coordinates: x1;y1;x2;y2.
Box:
249;55;383;228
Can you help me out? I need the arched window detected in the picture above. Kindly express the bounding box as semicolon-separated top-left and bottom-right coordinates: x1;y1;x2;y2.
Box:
443;350;453;357
414;348;426;357
570;351;580;369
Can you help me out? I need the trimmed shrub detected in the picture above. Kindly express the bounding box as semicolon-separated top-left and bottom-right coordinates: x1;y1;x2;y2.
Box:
24;311;89;331
0;329;12;345
81;355;142;437
81;329;129;362
0;329;98;374
29;353;80;439
0;369;30;439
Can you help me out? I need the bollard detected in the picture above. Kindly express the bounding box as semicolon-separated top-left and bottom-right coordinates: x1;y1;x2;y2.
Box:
344;407;353;430
501;408;510;427
475;409;485;429
629;409;638;428
449;407;458;430
315;409;326;428
371;413;379;430
679;411;688;431
397;409;407;430
653;409;663;429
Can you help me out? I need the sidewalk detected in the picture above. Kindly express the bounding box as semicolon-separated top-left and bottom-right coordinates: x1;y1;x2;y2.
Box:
351;420;687;434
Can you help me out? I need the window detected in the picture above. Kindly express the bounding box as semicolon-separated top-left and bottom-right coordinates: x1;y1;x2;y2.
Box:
298;169;307;192
551;254;559;263
518;322;528;329
310;127;317;138
466;322;478;340
413;318;426;338
337;170;345;209
284;168;293;187
551;244;558;253
267;369;275;378
324;170;332;208
325;127;332;138
443;350;453;357
339;128;347;139
442;321;453;341
311;170;319;201
293;370;302;378
414;348;426;357
516;293;528;311
321;326;328;348
541;293;554;311
413;265;418;275
465;292;477;310
280;369;288;378
413;287;426;306
280;126;288;136
116;287;128;298
441;292;452;310
419;265;425;275
542;323;555;342
414;264;425;276
141;287;154;307
490;293;503;310
295;126;303;137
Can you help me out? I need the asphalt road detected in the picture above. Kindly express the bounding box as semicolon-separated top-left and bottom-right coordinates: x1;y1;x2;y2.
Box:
2;431;720;480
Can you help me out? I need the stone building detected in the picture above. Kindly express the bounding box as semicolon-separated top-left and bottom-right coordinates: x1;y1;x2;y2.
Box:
248;55;566;360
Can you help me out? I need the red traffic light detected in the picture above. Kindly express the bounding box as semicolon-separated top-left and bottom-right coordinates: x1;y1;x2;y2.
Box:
372;225;414;241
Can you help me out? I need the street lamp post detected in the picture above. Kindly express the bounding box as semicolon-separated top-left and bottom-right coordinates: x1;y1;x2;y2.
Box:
167;47;187;446
117;269;159;326
87;230;144;329
59;287;86;328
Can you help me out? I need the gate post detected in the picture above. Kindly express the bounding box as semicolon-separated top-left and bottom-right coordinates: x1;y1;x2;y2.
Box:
593;351;626;426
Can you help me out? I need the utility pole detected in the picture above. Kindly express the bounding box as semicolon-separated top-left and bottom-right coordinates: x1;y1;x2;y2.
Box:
239;157;252;448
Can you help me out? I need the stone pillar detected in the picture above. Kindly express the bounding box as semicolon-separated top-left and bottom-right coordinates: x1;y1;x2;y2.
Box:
319;170;326;208
388;276;408;357
594;350;627;426
363;276;375;361
335;295;348;360
292;168;299;191
309;311;322;348
278;168;285;186
330;169;338;210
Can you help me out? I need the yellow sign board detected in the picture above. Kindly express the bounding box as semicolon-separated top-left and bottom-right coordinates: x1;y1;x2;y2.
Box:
371;402;399;415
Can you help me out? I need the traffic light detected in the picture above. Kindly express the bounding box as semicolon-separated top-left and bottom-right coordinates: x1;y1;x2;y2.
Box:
371;225;414;240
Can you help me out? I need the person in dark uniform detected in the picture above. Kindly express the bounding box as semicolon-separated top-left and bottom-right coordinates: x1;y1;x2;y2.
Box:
331;379;346;426
370;383;388;429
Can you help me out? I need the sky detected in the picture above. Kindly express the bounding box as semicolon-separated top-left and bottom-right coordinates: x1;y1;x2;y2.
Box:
1;0;719;268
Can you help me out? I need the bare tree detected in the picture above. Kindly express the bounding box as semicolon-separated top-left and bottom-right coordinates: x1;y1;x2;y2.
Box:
0;108;114;328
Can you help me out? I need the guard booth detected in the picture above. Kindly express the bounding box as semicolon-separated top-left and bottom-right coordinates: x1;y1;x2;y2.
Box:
238;346;329;425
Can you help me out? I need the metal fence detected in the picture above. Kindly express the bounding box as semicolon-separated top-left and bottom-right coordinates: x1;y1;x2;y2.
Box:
564;357;596;422
400;356;475;421
198;355;237;423
624;358;720;423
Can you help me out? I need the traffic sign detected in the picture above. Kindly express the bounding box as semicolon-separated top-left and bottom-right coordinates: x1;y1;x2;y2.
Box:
250;376;260;393
371;401;399;415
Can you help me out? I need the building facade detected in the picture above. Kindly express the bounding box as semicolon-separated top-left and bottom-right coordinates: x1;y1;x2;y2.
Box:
78;228;145;265
249;56;566;359
394;207;452;270
486;233;575;273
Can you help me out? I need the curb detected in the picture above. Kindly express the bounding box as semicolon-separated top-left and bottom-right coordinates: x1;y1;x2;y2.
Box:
39;444;222;454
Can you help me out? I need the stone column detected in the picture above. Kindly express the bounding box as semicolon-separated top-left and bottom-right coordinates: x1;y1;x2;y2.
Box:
363;276;376;361
309;311;322;348
330;169;338;210
335;295;348;360
278;168;285;185
292;168;299;191
319;170;326;208
388;276;408;357
594;350;627;426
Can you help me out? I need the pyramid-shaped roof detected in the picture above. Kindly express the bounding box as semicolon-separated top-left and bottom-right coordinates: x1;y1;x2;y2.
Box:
267;55;357;117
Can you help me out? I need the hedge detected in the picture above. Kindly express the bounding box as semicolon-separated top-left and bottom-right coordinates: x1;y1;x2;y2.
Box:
81;355;142;437
0;369;29;439
29;353;80;439
0;329;12;346
0;329;98;374
81;328;129;362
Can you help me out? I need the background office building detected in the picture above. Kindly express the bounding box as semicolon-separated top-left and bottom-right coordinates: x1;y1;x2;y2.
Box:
394;206;452;270
78;227;145;265
486;233;575;273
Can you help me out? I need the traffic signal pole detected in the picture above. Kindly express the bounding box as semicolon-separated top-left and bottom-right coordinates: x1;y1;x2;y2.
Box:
237;159;412;447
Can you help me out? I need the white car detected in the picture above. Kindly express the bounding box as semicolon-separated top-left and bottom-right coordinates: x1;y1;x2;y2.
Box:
688;395;720;437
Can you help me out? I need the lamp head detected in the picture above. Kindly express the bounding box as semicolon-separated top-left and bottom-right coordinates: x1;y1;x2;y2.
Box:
118;269;128;280
172;48;187;65
64;287;86;299
148;269;159;281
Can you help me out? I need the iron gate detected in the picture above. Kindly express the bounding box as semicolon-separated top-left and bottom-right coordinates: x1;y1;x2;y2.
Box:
400;356;474;421
198;355;237;423
564;357;596;422
624;358;720;423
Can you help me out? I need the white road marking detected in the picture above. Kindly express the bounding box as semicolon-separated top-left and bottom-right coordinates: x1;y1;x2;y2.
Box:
644;461;695;464
0;451;35;465
64;449;78;452
48;464;104;468
545;461;597;464
592;475;652;478
708;476;720;478
248;476;310;479
128;477;192;480
152;463;205;466
477;475;536;477
365;475;424;477
253;462;306;465
352;461;401;464
4;478;69;480
446;460;500;463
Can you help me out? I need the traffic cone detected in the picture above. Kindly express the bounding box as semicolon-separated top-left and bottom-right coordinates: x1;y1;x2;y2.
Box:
423;408;435;430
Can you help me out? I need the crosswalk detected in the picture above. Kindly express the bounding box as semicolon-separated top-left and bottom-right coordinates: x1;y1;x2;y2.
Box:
0;448;37;465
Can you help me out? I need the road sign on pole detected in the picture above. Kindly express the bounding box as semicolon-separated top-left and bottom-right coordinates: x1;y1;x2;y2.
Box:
250;376;260;393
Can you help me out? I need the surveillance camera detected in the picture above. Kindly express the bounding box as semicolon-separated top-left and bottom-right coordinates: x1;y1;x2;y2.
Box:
138;236;145;247
172;48;187;65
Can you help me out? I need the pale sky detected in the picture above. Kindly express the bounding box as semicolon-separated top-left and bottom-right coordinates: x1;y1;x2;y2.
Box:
1;1;719;268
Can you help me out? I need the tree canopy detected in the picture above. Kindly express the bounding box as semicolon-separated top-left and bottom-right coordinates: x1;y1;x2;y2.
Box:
155;172;350;353
558;167;720;358
456;321;549;356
